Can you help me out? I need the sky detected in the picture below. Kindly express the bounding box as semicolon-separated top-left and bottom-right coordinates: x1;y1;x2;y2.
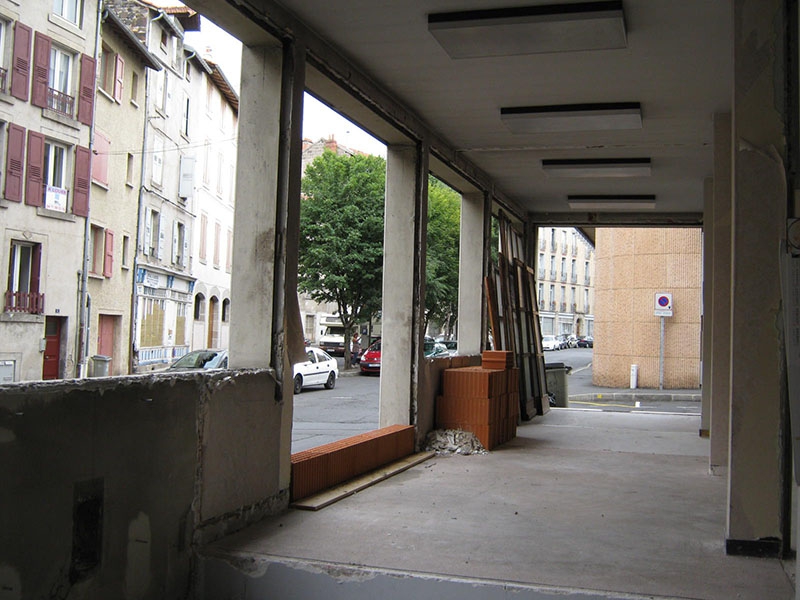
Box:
183;15;387;157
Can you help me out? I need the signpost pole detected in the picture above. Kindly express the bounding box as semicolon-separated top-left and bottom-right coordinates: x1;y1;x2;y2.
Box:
659;315;665;390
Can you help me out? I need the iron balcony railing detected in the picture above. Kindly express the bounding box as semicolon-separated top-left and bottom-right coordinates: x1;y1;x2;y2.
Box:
48;87;75;117
4;290;45;314
0;68;7;93
571;273;578;283
537;268;545;279
549;269;556;280
560;272;567;282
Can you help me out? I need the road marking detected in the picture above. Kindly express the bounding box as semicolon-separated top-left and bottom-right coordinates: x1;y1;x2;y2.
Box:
570;400;636;408
569;362;592;375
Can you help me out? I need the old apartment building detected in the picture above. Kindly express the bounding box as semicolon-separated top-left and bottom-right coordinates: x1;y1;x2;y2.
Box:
0;0;98;382
535;226;595;337
86;9;160;376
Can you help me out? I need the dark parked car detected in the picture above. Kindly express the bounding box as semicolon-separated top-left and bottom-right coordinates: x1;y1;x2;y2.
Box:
577;336;594;348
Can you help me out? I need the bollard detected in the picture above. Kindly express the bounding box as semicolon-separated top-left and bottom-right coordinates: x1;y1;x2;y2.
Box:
630;364;638;389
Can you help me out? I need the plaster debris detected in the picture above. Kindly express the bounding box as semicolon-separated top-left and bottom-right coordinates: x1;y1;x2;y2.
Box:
424;429;487;455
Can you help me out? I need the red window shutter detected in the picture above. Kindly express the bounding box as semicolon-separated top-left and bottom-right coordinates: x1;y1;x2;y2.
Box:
4;124;26;202
103;230;114;277
113;55;124;102
30;244;42;295
31;32;51;109
11;22;32;101
77;55;96;125
72;145;91;217
25;131;45;207
92;131;110;186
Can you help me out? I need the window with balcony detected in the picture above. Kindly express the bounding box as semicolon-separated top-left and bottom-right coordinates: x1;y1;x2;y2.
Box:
47;45;74;116
5;241;43;314
53;0;83;26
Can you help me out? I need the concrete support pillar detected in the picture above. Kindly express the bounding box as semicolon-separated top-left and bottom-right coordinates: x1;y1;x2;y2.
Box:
229;43;283;370
700;177;713;438
457;192;487;355
379;143;429;428
710;113;732;474
727;0;788;556
229;40;305;491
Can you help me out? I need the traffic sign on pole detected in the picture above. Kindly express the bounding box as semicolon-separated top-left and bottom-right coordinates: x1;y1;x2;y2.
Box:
654;292;673;317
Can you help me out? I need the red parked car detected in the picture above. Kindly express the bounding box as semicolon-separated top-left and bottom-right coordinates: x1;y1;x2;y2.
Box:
359;339;382;374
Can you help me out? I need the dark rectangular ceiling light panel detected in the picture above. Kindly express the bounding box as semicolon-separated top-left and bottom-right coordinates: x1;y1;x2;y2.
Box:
428;1;627;59
501;102;642;133
542;157;652;177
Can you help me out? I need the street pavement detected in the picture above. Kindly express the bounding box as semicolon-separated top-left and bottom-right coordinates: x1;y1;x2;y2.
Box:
292;349;702;452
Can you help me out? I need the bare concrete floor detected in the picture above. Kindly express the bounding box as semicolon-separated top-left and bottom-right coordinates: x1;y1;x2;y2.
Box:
201;409;794;599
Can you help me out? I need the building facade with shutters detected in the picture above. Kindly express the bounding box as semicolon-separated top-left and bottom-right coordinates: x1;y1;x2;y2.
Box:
187;55;237;353
107;0;201;372
0;0;98;382
535;227;595;338
85;9;161;376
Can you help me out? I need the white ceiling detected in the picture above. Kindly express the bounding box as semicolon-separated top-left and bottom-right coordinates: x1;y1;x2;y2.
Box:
190;0;732;221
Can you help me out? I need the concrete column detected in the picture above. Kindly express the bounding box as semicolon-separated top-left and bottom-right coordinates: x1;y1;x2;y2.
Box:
379;143;428;427
727;0;788;556
229;44;283;370
710;113;732;474
700;177;713;438
458;192;487;355
275;41;307;488
228;41;305;492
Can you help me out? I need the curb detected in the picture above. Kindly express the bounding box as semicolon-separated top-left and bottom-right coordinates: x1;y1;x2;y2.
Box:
569;392;701;403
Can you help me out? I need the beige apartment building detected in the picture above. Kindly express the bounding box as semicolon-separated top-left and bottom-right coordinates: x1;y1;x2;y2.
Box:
85;9;160;376
592;228;702;389
536;226;595;338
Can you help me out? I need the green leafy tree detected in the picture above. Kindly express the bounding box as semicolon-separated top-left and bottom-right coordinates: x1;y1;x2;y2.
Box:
299;150;385;366
425;177;461;335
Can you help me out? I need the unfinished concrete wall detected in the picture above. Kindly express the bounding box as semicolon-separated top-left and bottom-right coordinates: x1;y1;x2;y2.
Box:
0;370;286;599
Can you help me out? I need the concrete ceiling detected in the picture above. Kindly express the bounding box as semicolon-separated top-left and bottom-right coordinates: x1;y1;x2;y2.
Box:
188;0;732;224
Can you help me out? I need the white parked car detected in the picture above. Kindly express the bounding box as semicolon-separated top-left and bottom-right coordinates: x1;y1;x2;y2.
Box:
293;346;339;393
541;335;559;351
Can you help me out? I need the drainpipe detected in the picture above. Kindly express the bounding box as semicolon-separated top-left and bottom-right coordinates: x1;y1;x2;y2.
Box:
76;0;105;378
129;12;162;374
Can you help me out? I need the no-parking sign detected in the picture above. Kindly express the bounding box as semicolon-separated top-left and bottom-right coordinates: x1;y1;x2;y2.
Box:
654;292;673;317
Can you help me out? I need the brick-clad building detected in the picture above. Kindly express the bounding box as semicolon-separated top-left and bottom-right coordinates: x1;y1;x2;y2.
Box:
592;228;702;389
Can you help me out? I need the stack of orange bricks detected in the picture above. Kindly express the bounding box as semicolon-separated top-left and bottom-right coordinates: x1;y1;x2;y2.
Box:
290;424;415;501
435;350;520;450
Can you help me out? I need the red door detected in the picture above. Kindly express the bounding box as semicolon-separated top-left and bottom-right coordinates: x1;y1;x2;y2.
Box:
97;315;115;375
42;316;62;380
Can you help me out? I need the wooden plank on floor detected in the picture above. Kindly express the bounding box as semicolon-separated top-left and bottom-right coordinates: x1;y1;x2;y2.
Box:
290;451;436;511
